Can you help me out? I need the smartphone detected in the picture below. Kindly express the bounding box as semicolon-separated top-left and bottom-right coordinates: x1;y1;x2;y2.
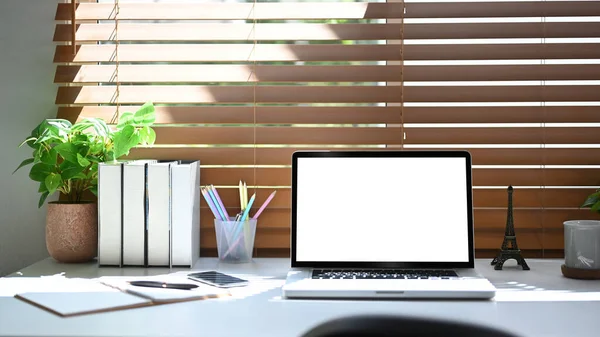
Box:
188;271;248;288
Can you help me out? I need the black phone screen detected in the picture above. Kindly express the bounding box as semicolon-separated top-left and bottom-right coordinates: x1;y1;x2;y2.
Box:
188;271;248;288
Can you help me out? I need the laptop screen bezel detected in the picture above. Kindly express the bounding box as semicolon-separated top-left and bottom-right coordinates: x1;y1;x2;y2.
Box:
290;150;475;269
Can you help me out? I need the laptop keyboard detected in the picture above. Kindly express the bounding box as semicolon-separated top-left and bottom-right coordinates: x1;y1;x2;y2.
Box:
312;269;459;280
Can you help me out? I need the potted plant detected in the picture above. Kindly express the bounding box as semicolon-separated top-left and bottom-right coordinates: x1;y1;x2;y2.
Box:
562;189;600;277
13;102;157;263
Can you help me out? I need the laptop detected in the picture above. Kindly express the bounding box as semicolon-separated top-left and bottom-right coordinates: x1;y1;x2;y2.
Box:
282;150;496;300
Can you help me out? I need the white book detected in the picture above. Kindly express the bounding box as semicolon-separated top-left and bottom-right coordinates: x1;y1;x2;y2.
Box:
170;160;201;267
122;160;156;266
147;162;175;266
98;161;127;266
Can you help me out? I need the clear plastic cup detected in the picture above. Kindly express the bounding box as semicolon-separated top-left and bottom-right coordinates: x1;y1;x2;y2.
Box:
214;218;257;263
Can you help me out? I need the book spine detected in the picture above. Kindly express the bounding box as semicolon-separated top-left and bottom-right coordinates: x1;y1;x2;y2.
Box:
144;163;149;268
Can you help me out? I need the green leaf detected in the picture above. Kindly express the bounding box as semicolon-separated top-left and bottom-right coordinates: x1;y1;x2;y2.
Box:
133;102;156;126
45;119;72;135
60;161;84;180
89;186;98;196
38;181;48;193
27;121;48;149
581;192;600;208
138;126;156;145
19;137;37;148
117;112;135;130
33;147;43;163
13;158;34;174
147;127;156;145
84;137;103;155
34;128;57;145
105;150;116;163
45;173;62;195
38;192;49;208
73;172;87;180
72;134;90;146
592;201;600;212
83;118;111;138
29;163;54;182
54;143;79;164
34;120;70;144
87;155;101;163
40;148;58;166
112;125;140;158
76;153;91;167
71;120;95;134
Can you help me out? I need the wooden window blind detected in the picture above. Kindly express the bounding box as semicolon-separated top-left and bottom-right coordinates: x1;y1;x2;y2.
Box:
54;0;600;258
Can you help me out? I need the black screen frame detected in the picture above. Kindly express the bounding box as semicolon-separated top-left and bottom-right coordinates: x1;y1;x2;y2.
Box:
290;150;475;269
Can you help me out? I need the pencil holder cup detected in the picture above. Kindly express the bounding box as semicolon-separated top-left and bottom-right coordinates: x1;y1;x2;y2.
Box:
214;218;257;263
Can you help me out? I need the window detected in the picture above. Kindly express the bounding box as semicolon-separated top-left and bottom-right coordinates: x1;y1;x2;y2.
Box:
54;0;600;257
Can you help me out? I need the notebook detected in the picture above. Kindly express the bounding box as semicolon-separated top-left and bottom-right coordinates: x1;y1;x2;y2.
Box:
15;275;229;317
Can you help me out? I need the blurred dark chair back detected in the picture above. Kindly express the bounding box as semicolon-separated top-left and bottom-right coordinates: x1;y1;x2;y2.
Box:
301;315;520;337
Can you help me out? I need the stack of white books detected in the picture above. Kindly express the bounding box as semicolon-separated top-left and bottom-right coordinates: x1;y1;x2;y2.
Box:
97;160;200;268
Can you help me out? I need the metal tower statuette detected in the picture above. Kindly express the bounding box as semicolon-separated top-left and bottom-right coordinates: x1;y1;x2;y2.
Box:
491;186;530;270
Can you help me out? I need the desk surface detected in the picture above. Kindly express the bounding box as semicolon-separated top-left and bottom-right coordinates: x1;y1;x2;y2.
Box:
1;258;600;337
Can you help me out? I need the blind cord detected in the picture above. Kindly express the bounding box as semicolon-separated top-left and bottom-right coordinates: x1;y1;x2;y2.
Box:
400;2;405;149
71;0;77;55
111;0;121;124
252;0;257;196
252;0;258;257
541;0;547;258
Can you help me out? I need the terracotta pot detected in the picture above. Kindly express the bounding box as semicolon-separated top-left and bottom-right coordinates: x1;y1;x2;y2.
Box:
46;202;98;263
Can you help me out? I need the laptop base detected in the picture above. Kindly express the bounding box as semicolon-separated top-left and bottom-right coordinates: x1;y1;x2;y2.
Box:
283;269;496;300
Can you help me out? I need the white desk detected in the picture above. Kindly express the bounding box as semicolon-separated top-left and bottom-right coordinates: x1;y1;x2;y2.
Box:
1;258;600;337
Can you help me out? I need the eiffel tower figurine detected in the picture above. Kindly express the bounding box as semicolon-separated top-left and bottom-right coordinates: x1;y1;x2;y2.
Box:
491;186;530;270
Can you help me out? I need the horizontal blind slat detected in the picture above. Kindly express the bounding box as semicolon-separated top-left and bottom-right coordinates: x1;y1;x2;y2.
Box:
55;23;404;42
127;147;600;166
404;127;599;145
195;188;598;209
54;44;600;63
56;2;600;21
198;229;563;250
53;22;600;42
56;85;600;104
142;126;599;145
198;209;600;231
59;106;600;125
55;64;600;83
197;167;600;187
57;3;406;20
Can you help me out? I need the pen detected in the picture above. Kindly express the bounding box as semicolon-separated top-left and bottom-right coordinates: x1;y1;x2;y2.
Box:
252;190;276;219
128;281;198;290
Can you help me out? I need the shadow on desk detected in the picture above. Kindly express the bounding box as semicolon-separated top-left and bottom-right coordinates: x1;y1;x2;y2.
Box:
300;314;520;337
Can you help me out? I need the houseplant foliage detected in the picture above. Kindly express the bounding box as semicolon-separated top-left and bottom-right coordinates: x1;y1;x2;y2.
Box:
12;102;157;263
14;102;157;207
581;188;600;213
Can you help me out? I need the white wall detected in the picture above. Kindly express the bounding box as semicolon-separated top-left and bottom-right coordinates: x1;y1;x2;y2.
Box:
0;0;60;276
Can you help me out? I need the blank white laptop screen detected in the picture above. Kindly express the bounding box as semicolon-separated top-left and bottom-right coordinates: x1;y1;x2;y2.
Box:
295;157;470;263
